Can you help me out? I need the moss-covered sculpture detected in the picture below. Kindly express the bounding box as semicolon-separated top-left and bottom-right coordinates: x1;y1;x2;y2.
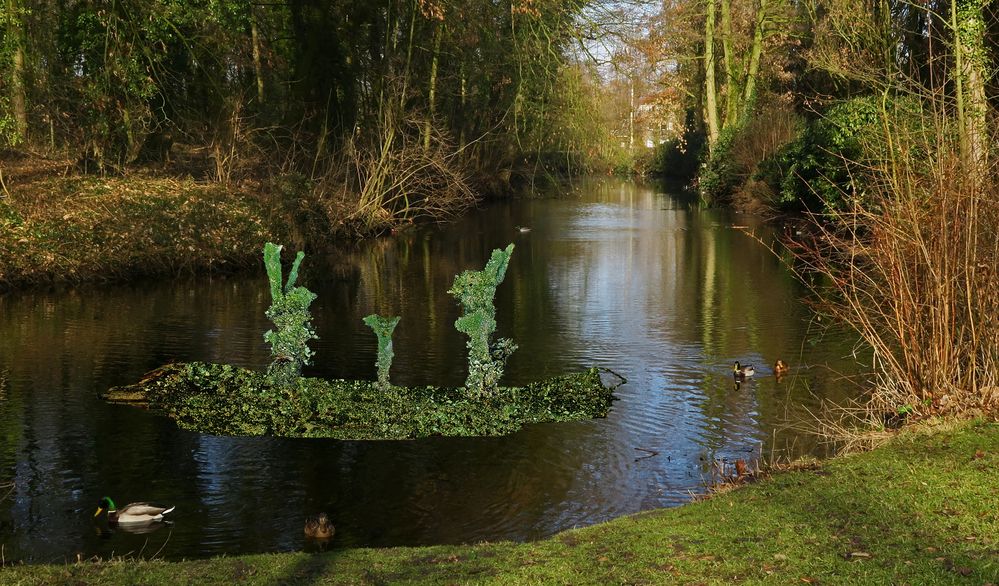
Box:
103;362;623;439
102;242;625;440
262;242;317;386
449;244;517;397
363;314;401;390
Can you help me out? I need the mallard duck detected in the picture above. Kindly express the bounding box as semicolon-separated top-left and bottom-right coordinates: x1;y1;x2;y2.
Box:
94;497;174;525
774;359;790;375
733;362;755;380
304;512;335;540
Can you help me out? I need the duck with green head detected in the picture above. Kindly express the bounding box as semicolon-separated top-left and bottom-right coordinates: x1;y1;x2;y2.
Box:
95;497;175;525
733;362;755;381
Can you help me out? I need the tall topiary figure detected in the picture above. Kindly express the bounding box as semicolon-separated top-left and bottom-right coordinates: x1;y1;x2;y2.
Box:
448;243;517;397
263;242;318;386
363;314;401;390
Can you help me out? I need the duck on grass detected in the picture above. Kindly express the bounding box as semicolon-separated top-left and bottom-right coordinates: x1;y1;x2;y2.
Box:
103;242;624;439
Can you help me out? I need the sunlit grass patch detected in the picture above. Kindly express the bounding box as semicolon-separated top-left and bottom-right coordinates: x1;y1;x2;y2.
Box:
4;421;995;584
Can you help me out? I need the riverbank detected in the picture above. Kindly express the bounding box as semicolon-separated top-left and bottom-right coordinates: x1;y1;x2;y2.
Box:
4;419;995;584
0;152;468;290
0;164;298;289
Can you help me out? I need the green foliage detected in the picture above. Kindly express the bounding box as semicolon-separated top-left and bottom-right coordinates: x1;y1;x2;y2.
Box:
0;198;23;228
362;314;400;390
113;362;618;439
755;96;890;211
448;244;518;396
0;99;21;148
697;126;742;206
262;242;317;386
645;128;705;180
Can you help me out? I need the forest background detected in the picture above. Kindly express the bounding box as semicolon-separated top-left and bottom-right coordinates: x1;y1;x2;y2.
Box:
1;0;997;422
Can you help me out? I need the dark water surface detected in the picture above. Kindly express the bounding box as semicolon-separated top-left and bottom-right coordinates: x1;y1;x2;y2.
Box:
0;178;863;563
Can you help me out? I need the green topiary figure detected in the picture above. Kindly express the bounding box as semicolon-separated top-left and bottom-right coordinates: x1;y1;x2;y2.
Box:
263;242;318;386
448;243;517;396
363;314;401;390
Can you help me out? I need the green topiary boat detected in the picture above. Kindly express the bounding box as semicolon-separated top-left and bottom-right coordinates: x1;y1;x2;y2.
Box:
103;362;623;439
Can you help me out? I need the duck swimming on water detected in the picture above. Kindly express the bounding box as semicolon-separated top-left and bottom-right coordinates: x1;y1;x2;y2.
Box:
94;497;175;525
733;362;756;381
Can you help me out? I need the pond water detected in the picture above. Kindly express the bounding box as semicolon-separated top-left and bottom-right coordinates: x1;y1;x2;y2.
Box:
0;178;864;563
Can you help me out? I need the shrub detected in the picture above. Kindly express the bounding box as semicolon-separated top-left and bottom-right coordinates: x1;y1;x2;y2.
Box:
448;244;518;397
105;362;619;439
363;314;401;390
698;126;742;205
756;95;921;211
698;102;802;207
789;103;999;424
262;242;318;386
644;130;704;180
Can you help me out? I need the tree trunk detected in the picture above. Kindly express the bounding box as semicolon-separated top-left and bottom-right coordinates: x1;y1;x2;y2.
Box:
953;0;989;174
740;0;769;125
423;20;443;152
459;60;467;150
251;6;265;105
629;79;635;151
704;0;720;150
8;0;29;142
720;0;739;128
399;0;417;109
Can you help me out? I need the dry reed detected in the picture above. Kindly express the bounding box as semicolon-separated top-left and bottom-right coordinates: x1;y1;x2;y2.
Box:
788;101;999;426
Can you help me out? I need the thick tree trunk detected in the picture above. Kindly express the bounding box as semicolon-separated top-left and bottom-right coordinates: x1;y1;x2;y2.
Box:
953;0;989;173
704;0;720;150
8;0;29;142
740;0;768;124
720;0;739;128
251;7;265;104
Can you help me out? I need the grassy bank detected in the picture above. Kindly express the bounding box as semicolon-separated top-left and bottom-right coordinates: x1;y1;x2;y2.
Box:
0;168;297;290
4;420;996;585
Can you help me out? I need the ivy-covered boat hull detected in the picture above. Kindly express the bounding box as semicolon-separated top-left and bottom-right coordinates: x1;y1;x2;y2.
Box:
103;362;622;439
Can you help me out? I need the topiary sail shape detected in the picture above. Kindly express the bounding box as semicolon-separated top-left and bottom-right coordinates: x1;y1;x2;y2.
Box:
263;242;318;386
363;314;401;390
448;243;517;396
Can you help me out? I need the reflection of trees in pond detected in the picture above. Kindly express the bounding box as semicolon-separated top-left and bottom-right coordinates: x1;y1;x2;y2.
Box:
314;228;567;388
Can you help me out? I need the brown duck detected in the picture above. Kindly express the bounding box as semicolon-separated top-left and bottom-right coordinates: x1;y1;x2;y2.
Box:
304;512;335;540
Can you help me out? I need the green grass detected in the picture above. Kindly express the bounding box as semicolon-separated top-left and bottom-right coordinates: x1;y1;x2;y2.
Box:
4;420;997;585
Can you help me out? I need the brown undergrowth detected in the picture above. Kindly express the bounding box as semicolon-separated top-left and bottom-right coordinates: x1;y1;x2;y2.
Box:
782;100;999;437
0;115;479;290
0;167;293;289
